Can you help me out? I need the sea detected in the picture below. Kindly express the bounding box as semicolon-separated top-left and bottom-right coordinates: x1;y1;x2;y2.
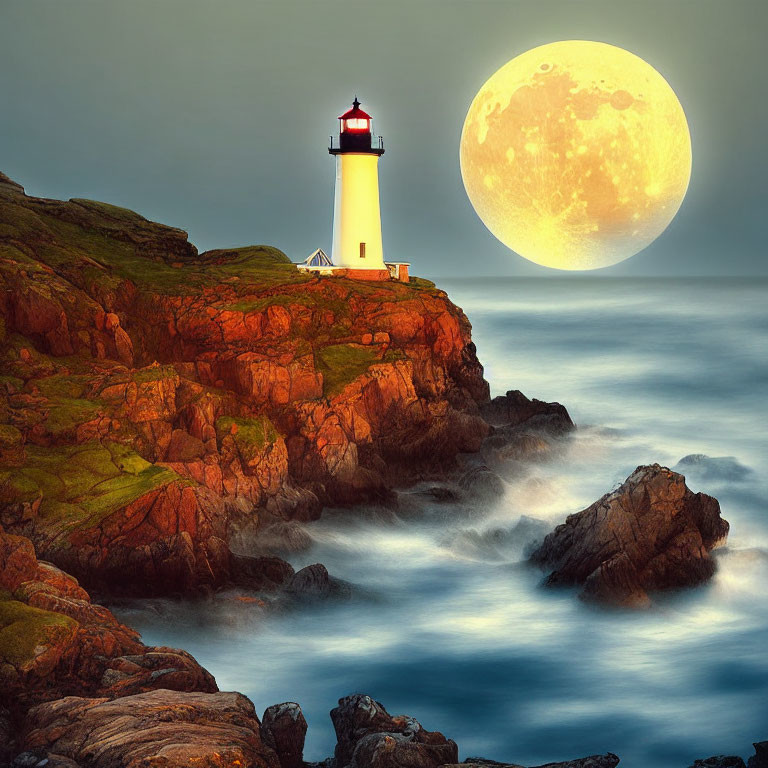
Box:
117;277;768;768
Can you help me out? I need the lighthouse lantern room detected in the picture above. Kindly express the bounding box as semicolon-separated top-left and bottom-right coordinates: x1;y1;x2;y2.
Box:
298;98;409;282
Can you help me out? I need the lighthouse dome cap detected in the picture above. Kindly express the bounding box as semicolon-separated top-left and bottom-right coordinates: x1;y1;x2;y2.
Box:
339;96;372;120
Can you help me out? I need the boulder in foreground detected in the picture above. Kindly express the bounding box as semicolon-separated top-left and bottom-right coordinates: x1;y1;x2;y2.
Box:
530;464;729;607
261;701;308;768
530;756;621;768
445;753;619;768
330;693;459;768
688;757;747;768
22;689;279;768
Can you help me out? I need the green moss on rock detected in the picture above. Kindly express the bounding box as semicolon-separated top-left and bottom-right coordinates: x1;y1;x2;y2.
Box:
199;246;310;293
70;198;150;224
316;344;381;397
0;597;77;667
215;415;280;460
409;276;437;291
131;364;178;384
34;374;90;400
0;442;185;530
0;199;52;241
44;398;102;436
0;424;22;449
0;375;23;392
314;344;408;397
26;375;103;436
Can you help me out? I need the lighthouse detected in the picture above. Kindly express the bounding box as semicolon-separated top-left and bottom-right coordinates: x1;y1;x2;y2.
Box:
330;97;387;277
299;98;409;282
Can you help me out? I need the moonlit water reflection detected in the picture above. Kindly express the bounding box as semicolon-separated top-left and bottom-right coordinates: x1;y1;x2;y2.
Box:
117;277;768;768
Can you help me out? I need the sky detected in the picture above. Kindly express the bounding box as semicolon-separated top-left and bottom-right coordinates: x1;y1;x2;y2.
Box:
0;0;765;277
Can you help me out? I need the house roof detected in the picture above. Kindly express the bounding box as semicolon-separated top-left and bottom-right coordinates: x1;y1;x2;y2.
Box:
303;248;333;267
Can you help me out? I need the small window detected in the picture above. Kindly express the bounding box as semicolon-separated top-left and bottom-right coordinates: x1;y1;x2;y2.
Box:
359;242;366;258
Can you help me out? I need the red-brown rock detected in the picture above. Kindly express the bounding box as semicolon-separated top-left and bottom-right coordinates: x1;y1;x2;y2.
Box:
0;172;492;595
0;527;216;731
23;689;280;768
330;694;458;768
530;465;729;607
261;701;308;768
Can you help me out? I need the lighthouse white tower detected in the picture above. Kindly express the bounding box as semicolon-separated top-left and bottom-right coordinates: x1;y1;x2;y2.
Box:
298;98;409;282
329;98;388;277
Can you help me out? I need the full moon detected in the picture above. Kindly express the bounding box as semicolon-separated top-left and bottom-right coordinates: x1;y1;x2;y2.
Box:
460;41;692;270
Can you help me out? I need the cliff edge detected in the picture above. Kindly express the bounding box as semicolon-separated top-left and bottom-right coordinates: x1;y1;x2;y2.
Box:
0;172;489;594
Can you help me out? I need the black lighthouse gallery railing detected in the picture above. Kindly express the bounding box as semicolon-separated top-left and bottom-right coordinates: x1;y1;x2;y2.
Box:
328;134;385;155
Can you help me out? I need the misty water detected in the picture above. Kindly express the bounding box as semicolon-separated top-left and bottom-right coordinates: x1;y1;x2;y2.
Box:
115;277;768;767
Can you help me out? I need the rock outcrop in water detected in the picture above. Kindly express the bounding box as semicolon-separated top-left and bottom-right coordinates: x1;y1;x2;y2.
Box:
673;454;753;484
329;694;459;768
261;702;308;768
480;390;574;433
748;742;768;768
478;390;574;472
0;171;494;596
687;757;747;768
530;464;730;607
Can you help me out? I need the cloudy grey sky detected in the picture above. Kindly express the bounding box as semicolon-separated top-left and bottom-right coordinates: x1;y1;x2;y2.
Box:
1;0;765;277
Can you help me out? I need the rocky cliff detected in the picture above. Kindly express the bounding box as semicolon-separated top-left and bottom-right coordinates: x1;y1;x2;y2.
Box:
0;172;489;595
